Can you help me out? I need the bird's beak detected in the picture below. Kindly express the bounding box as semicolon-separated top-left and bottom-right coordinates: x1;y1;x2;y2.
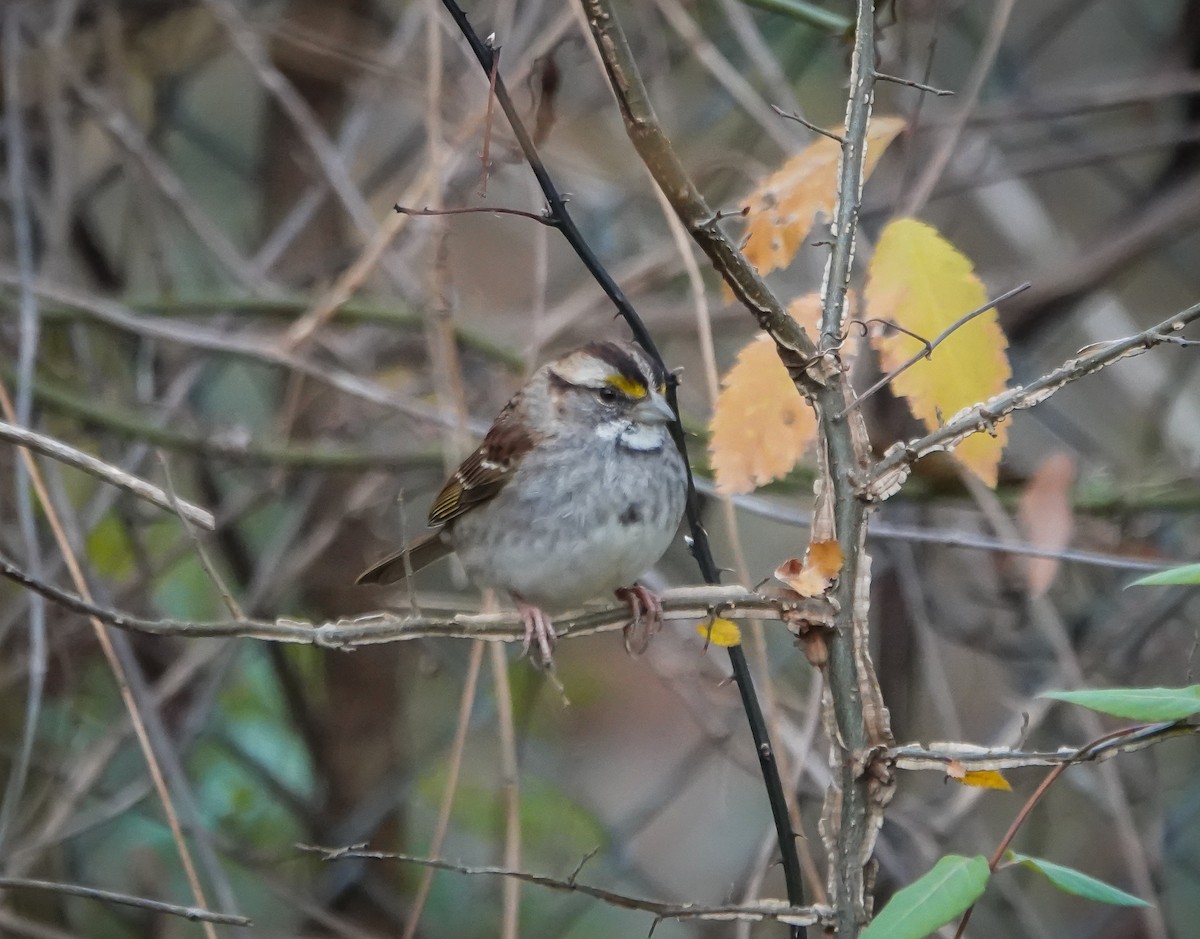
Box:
633;391;676;425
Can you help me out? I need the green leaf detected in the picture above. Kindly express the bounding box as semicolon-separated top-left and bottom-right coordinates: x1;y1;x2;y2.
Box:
1040;686;1200;721
1007;853;1149;907
861;854;990;939
1129;562;1200;586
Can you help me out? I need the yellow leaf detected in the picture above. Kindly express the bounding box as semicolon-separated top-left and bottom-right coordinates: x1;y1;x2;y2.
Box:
774;539;845;597
865;218;1012;486
957;770;1013;792
698;617;742;647
742;117;906;277
708;315;818;495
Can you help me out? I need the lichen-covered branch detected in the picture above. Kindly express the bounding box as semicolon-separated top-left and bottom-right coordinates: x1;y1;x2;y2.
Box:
0;555;833;648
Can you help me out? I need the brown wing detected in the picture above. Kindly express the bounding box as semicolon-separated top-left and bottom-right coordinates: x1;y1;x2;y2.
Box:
427;401;537;525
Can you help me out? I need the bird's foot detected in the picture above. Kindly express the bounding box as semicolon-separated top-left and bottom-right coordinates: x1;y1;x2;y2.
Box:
515;598;557;667
616;583;663;656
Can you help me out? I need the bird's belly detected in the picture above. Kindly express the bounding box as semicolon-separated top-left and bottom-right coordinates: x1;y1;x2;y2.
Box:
449;446;685;609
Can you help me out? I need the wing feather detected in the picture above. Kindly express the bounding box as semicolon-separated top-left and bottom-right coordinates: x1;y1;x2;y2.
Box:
427;401;537;525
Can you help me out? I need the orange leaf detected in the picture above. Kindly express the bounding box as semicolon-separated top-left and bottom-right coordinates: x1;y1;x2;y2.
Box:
774;539;844;597
708;328;817;495
698;617;742;647
742;117;905;277
1016;452;1077;597
865;218;1012;486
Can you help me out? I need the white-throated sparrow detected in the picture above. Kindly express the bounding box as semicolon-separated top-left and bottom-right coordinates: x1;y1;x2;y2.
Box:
357;340;688;663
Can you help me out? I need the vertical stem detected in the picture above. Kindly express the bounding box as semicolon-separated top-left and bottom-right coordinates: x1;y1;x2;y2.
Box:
815;4;892;937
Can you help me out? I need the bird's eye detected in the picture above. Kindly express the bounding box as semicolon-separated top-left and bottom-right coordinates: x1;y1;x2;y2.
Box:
597;386;620;404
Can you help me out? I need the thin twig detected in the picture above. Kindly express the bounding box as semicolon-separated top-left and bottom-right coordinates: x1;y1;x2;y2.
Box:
771;104;844;142
873;71;954;96
394;203;556;226
0;877;251;926
865;301;1200;499
837;282;1031;417
0;419;216;529
301;846;831;927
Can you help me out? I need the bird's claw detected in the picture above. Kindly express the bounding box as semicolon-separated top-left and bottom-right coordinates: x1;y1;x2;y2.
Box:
516;600;557;667
616;584;663;656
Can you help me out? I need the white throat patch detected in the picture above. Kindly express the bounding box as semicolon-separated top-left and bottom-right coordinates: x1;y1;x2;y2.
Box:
596;420;666;452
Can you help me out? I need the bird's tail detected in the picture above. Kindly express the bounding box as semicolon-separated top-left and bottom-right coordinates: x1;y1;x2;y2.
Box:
355;530;452;586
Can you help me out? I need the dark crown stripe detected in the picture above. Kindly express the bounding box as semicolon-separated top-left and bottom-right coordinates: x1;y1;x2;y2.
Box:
584;340;664;389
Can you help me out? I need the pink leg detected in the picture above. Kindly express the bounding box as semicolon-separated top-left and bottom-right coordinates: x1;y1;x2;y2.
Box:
615;583;664;655
515;598;557;666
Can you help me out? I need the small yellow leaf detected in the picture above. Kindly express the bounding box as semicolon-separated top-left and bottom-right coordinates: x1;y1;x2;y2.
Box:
958;770;1013;792
698;617;742;647
708;327;817;495
865;218;1012;486
742;117;906;277
774;540;844;597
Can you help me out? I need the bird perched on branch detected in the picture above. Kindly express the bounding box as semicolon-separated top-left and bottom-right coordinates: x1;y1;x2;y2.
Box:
357;340;688;664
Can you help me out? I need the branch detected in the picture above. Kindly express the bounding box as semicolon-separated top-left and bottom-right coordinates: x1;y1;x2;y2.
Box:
0;877;251;927
839;282;1031;417
0;418;215;530
865;302;1200;500
300;845;833;928
0;557;834;647
890;721;1200;773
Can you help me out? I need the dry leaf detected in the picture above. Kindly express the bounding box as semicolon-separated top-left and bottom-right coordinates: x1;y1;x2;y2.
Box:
698;617;742;647
774;540;845;597
709;332;817;494
742;117;906;277
865;218;1012;486
1016;452;1078;597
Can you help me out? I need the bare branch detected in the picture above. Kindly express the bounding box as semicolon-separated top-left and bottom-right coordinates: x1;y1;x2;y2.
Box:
300;845;832;928
0;419;215;530
838;282;1031;418
393;203;556;226
0;877;250;927
865;301;1200;499
0;556;834;647
873;71;954;96
891;721;1199;773
770;104;844;142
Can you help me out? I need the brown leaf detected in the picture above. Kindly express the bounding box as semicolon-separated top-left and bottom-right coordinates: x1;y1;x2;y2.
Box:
708;331;817;494
742;117;906;277
1016;452;1077;597
774;539;845;597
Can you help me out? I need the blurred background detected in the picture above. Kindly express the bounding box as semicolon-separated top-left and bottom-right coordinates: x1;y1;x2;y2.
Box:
1;0;1199;937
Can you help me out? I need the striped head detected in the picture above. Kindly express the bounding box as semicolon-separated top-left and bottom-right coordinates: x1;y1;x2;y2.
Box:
533;340;676;449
